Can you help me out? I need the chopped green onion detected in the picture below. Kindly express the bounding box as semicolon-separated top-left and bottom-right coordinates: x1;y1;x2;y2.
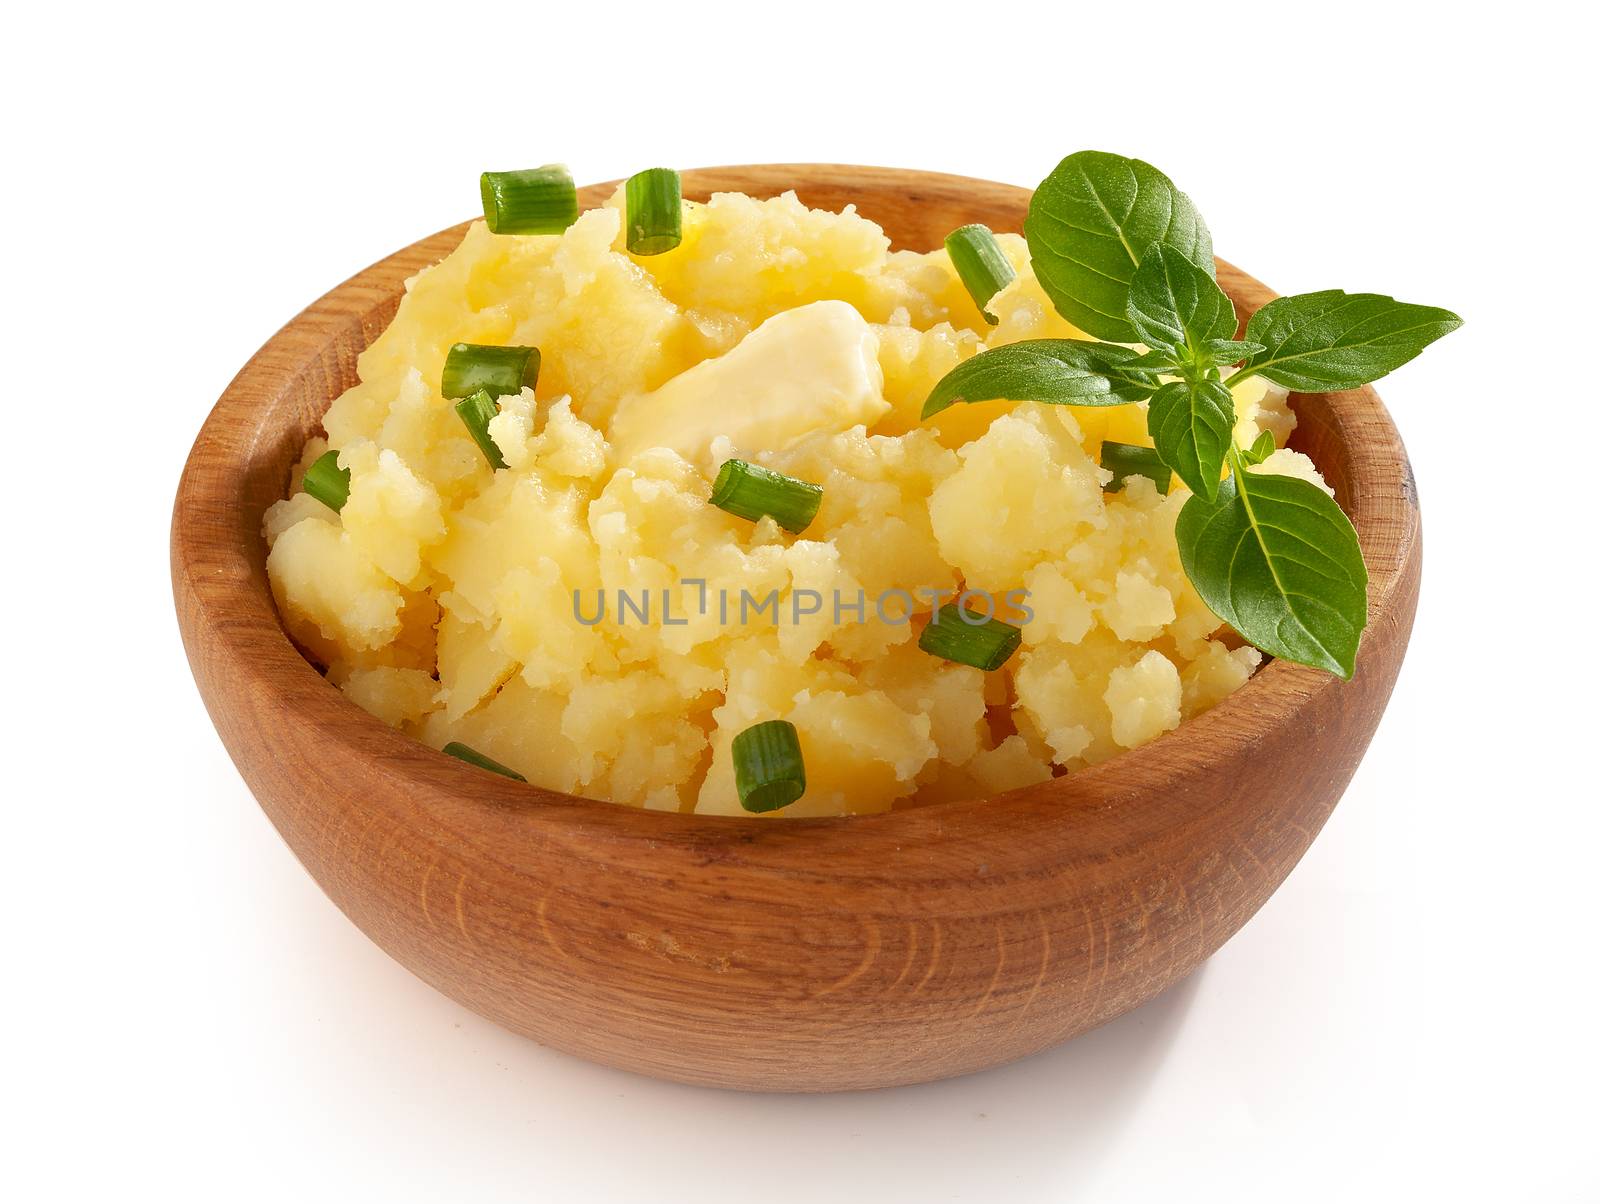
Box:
443;741;527;782
945;224;1016;325
918;602;1022;671
301;450;350;512
441;343;540;400
625;167;683;256
732;720;807;812
710;459;823;533
1101;441;1172;494
479;165;579;235
455;389;507;470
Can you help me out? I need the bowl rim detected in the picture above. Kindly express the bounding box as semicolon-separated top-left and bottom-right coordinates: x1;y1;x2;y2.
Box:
172;162;1420;842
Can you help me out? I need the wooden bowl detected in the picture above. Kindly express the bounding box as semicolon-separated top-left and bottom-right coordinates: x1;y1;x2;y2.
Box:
172;165;1421;1091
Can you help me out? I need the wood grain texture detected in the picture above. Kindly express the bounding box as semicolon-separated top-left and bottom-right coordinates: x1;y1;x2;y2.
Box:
171;165;1422;1091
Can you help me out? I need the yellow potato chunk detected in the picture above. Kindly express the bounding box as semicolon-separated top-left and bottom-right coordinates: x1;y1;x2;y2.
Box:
339;444;446;588
420;677;583;796
341;667;439;729
1104;650;1183;749
636;189;891;332
1181;640;1264;717
435;608;515;722
267;519;405;653
929;407;1104;588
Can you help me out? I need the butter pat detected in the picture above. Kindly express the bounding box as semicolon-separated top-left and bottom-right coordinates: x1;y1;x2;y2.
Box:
609;300;888;466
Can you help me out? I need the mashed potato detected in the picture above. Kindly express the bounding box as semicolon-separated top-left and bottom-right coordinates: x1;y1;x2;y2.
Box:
264;186;1319;815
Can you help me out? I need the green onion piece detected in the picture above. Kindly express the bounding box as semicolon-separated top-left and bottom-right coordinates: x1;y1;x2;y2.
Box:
441;343;540;400
301;449;350;512
455;389;507;470
944;224;1016;325
443;741;527;782
625;167;683;255
710;459;823;534
732;720;807;812
918;602;1022;671
479;165;579;235
1101;441;1172;494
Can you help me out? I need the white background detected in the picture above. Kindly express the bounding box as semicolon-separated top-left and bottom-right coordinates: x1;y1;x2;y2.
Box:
7;2;1596;1199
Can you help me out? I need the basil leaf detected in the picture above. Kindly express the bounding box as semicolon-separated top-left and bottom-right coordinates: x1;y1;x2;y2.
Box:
1147;376;1235;501
1240;429;1276;465
1024;151;1213;343
1126;244;1237;354
1126;349;1182;372
1202;338;1265;366
921;339;1160;418
1176;465;1368;678
1238;290;1463;391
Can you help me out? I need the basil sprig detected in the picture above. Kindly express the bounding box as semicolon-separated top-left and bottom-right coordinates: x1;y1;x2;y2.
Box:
1023;151;1212;343
1176;455;1369;678
1147;376;1235;503
922;340;1158;417
921;150;1461;679
1127;243;1236;355
1229;289;1464;391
